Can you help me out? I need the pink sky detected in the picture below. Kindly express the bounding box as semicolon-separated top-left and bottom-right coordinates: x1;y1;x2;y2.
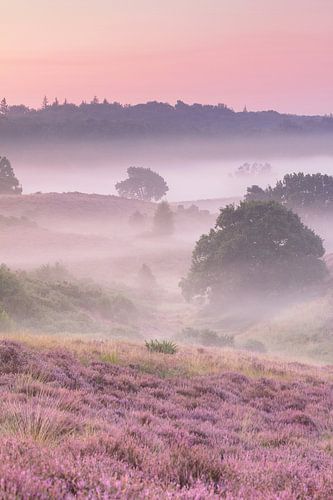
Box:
1;0;333;114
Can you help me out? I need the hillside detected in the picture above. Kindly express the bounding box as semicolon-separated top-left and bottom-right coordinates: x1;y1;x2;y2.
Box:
0;192;156;231
0;335;332;499
1;193;333;365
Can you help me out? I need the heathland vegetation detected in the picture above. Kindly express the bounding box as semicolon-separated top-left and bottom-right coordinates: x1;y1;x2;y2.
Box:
0;264;137;334
0;335;331;498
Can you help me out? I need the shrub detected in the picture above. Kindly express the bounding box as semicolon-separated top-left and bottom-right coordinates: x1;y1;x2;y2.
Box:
108;294;137;322
32;262;70;282
0;264;138;333
178;328;234;348
153;201;174;236
242;339;266;353
200;329;234;347
145;339;178;355
0;306;14;331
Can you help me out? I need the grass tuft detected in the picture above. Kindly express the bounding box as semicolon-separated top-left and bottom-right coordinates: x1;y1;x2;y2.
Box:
145;339;178;355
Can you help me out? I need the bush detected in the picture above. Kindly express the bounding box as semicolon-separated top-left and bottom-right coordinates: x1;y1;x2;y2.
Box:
0;264;137;333
242;339;266;353
178;328;234;348
32;262;70;282
153;201;174;236
0;307;14;331
145;339;178;355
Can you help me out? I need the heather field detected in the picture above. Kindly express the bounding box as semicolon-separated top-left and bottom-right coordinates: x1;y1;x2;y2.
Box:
0;335;332;499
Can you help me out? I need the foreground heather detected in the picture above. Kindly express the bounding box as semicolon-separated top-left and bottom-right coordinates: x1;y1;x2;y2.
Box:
0;338;332;499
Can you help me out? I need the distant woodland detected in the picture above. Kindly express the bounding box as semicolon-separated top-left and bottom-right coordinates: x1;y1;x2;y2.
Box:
1;98;333;140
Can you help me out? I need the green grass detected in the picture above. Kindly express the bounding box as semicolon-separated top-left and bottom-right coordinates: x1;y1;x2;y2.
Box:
145;339;178;355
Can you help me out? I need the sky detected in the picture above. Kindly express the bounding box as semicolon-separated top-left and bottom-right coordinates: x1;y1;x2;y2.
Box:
1;0;333;114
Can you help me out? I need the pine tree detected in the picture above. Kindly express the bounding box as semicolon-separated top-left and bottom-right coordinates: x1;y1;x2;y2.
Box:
0;98;8;115
42;96;49;109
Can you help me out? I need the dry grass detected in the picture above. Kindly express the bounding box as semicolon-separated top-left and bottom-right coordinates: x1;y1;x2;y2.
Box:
0;370;87;444
1;331;332;383
0;396;77;444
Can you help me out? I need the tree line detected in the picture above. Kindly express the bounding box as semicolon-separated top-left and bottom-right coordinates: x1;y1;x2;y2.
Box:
1;97;333;140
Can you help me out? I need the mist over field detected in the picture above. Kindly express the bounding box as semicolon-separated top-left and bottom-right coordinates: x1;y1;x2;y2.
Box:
0;131;333;358
2;136;333;200
1;0;333;496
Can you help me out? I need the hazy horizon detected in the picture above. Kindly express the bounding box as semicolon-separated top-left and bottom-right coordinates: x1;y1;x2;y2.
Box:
12;155;333;202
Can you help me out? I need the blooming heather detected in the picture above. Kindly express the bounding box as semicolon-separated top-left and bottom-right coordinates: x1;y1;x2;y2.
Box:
0;339;332;499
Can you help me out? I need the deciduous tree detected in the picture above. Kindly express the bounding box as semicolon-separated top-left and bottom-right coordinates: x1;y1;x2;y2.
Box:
180;201;327;301
115;167;169;201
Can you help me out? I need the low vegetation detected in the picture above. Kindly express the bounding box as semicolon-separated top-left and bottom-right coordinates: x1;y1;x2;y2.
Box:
145;339;178;354
176;327;234;348
0;264;137;334
0;335;331;498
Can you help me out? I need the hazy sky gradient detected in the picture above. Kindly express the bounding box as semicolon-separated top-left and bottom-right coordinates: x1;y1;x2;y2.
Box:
2;0;333;114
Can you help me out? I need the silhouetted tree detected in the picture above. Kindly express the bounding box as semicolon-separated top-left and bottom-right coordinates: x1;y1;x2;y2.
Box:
0;98;8;115
0;157;22;194
42;96;49;109
180;201;327;301
0;101;331;141
115;167;169;201
153;201;174;235
246;173;333;213
236;162;271;177
245;184;269;201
